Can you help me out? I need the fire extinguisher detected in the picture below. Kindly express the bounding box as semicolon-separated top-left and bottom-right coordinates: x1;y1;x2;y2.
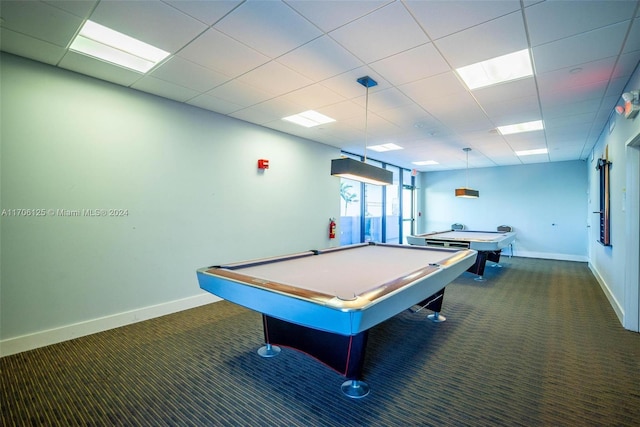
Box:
329;218;336;239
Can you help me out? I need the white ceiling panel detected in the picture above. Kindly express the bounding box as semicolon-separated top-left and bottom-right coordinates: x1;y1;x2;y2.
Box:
435;11;529;68
533;21;631;74
164;0;243;26
237;61;313;97
276;36;364;82
58;51;143;87
0;0;83;47
1;0;639;171
285;0;392;33
525;0;637;46
329;1;429;64
0;27;66;65
214;0;322;58
90;0;207;52
177;28;269;76
405;0;521;40
150;56;230;93
369;43;450;85
132;75;200;103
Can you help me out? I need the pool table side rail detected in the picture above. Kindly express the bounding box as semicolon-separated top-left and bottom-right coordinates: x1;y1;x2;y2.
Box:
407;230;516;251
197;247;476;311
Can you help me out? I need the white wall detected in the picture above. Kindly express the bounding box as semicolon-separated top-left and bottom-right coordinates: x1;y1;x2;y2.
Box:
588;62;640;331
417;161;588;261
0;54;341;354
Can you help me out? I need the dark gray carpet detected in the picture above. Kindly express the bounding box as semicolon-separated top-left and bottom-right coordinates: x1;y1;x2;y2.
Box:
2;257;639;426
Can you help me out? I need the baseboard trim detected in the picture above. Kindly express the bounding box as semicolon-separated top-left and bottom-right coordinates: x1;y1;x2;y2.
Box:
513;251;588;262
0;293;221;357
588;263;624;325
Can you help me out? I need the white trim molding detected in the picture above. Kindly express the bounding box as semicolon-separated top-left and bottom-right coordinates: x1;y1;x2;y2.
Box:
0;293;221;357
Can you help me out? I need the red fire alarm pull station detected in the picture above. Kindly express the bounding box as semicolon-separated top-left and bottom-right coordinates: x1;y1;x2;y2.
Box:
258;159;269;169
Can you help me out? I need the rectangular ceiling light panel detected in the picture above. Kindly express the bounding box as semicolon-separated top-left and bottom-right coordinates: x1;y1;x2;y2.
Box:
456;49;533;90
367;143;403;152
497;120;544;135
70;20;170;73
283;110;336;128
515;148;548;156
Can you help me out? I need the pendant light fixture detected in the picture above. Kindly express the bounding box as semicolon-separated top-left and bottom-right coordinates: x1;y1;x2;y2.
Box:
455;147;479;198
331;76;393;186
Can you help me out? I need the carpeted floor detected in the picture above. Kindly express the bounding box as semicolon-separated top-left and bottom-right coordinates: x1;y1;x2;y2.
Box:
2;257;639;426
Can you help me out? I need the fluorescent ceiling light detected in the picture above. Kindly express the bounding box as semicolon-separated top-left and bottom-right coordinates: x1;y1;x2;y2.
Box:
456;49;533;90
497;120;544;135
282;110;336;128
367;143;403;152
70;20;169;73
516;148;548;156
412;160;439;166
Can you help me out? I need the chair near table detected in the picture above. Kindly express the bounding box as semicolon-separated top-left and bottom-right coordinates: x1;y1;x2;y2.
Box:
497;225;514;258
491;225;514;268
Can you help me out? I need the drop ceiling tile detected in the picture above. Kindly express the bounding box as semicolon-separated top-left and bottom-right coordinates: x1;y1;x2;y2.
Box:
151;56;230;93
214;0;322;58
545;112;597;130
187;93;244;115
473;77;538;105
406;0;521;40
281;84;346;110
229;97;304;125
91;0;207;53
542;99;602;120
177;28;270;76
361;87;414;113
0;0;82;47
525;0;636;47
286;0;393;32
316;99;362;122
435;11;528;68
613;51;640;81
370;43;450;86
58;50;143;87
483;95;541;126
400;71;468;107
539;80;608;110
329;1;429;64
132;76;200;103
237;61;313;97
623;19;640;53
536;57;618;94
205;79;273;107
277;36;364;82
0;28;66;65
532;21;629;74
44;0;97;18
164;0;243;26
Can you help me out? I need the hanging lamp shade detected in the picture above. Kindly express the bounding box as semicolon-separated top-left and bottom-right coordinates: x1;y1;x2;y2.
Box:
331;157;393;186
455;147;479;198
330;76;392;186
455;187;480;198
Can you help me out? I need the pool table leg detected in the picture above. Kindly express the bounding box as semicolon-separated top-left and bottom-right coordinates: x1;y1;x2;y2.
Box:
411;288;447;322
257;343;281;358
261;315;371;398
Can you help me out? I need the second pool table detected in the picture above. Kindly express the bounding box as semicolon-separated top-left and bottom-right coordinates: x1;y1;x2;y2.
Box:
407;230;516;281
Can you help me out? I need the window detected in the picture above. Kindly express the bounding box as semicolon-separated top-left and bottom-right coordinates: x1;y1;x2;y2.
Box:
338;153;412;245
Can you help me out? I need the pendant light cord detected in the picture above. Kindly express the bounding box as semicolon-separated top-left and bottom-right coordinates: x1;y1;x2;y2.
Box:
364;85;369;162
